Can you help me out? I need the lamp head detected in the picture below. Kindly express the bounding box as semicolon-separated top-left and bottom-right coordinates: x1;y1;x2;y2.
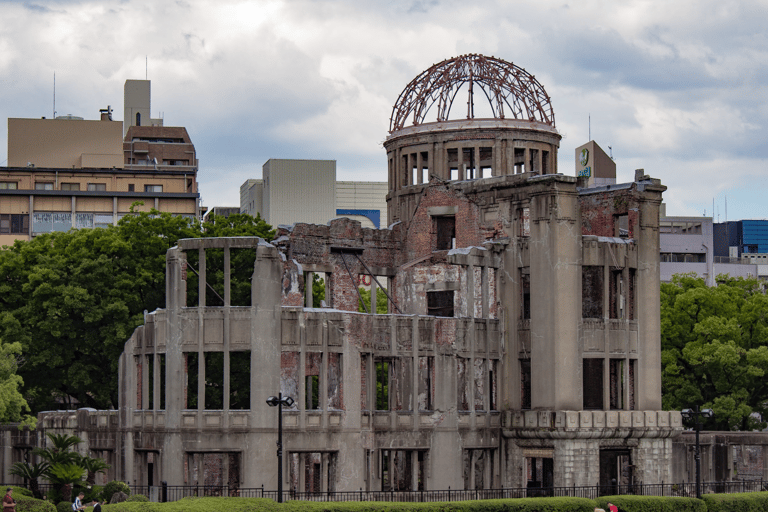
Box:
266;396;280;407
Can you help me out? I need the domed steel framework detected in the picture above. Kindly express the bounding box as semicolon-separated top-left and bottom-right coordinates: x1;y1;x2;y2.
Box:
389;54;555;133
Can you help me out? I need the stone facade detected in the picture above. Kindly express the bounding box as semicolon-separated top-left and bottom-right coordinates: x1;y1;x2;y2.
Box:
1;55;686;494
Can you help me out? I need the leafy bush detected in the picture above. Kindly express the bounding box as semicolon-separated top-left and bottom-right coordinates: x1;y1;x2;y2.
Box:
126;494;149;502
9;491;55;512
102;481;130;502
8;486;33;498
595;495;705;512
702;491;768;512
55;502;71;512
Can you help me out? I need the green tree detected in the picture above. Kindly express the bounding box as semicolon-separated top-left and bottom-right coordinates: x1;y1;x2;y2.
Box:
357;287;389;314
0;207;274;413
661;274;768;430
0;336;35;427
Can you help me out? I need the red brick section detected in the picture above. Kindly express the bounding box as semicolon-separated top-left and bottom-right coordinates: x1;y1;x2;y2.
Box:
579;185;641;238
403;181;486;262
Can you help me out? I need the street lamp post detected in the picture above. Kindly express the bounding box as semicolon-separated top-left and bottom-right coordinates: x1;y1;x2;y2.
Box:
681;406;713;500
266;393;295;503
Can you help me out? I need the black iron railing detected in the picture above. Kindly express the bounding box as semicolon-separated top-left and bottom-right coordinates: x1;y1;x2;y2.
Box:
6;479;767;503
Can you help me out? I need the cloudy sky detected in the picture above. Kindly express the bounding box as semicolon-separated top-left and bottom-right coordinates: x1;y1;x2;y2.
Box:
1;0;767;220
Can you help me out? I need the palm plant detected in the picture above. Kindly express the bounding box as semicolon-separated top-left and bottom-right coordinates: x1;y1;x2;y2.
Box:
9;461;49;498
46;463;86;504
77;454;111;485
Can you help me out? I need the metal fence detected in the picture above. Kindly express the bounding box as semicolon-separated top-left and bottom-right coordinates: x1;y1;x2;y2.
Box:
9;480;768;504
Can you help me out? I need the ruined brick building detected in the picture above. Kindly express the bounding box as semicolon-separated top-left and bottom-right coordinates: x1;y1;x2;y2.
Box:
1;55;684;494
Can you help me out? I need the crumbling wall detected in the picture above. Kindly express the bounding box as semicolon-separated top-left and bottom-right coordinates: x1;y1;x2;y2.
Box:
579;187;641;238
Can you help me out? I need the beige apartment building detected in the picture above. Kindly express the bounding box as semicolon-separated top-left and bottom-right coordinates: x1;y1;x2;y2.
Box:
1;80;202;245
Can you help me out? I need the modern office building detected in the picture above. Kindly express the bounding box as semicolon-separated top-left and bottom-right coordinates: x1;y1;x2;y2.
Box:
1;80;202;245
240;159;387;228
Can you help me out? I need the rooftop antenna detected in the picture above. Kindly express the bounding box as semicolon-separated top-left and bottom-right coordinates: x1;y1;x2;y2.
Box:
608;145;613;159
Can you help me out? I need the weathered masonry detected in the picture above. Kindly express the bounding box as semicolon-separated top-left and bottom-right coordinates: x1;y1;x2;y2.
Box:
1;54;682;493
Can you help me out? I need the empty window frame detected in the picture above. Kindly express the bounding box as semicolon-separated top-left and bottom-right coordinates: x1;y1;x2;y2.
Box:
582;266;604;319
230;351;251;410
464;449;496;490
457;358;470;411
417;356;433;411
205;352;224;410
609;269;624;320
434;215;456;250
521;270;531;320
427;290;454;317
520;359;531;410
327;353;342;410
381;450;424;491
419;151;429;183
305;352;322;410
583;358;604;410
609;359;625;410
289;452;337;493
615;214;629;238
447;148;459;180
60;182;80;191
628;360;636;410
185;352;199;409
375;360;390;411
514;147;526;173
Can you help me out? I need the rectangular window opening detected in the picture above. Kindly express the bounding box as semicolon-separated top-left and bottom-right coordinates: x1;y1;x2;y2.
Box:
87;183;106;191
204;352;224;410
305;352;322;410
609;359;624;410
60;183;80;191
521;270;530;320
434;215;456;250
35;182;54;190
583;358;604;410
609;269;624;320
230;351;251;410
418;356;433;411
185;352;199;409
375;360;389;411
145;184;163;193
427;290;454;317
521;359;531;410
582;266;604;319
615;214;629;238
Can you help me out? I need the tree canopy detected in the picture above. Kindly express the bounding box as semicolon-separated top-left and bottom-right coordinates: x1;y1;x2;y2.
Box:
661;274;768;430
0;208;274;414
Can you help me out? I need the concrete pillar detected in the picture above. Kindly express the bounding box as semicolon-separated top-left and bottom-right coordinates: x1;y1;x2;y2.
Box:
416;152;423;185
458;146;464;181
71;196;76;228
371;276;377;315
635;191;664;410
141;355;149;410
113;197;118;225
305;272;313;307
474;146;481;179
245;242;284;488
528;180;581;409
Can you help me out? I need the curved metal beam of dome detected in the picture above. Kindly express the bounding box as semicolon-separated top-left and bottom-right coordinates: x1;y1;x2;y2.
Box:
389;55;555;132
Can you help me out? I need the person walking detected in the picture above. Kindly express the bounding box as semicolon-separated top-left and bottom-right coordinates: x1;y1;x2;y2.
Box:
2;488;15;512
72;492;85;511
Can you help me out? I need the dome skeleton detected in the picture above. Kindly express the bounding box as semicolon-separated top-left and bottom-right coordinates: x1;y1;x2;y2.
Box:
389;54;555;133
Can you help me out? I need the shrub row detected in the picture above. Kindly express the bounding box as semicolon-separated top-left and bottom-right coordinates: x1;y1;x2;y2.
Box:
11;490;768;512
